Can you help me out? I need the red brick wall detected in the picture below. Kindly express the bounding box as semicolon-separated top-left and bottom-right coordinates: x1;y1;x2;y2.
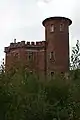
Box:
43;17;72;74
4;42;45;74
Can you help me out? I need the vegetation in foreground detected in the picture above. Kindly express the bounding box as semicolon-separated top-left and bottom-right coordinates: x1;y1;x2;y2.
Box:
0;66;80;120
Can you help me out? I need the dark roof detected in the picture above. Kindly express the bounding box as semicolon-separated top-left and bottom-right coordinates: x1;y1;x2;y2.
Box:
42;16;72;26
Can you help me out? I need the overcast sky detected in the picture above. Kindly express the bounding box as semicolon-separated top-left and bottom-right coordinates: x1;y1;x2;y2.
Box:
0;0;79;63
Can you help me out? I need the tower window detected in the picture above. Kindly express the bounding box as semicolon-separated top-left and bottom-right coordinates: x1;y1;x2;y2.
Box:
51;71;54;76
60;23;64;31
50;51;55;61
50;24;54;32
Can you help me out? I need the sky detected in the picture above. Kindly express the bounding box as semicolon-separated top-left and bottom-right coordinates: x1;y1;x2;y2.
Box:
0;0;79;63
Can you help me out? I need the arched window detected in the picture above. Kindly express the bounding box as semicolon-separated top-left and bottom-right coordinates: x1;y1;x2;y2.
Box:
28;52;33;61
14;53;20;59
50;51;55;61
60;23;64;31
51;71;54;76
50;24;54;32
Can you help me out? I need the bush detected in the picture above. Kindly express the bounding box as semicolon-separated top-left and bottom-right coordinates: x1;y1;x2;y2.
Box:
0;67;80;120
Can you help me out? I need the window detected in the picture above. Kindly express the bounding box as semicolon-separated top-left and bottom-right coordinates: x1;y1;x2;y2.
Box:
51;72;54;76
61;72;64;74
14;53;20;59
50;24;54;32
50;51;55;61
15;53;18;57
28;52;33;61
60;23;64;31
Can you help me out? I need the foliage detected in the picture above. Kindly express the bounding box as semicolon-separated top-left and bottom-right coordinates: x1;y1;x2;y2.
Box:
71;40;80;70
0;65;80;119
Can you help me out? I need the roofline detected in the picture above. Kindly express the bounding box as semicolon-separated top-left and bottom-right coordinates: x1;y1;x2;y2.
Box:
42;16;72;26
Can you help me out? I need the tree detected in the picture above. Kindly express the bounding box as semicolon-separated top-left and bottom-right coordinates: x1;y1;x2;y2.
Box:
71;40;80;70
0;62;80;119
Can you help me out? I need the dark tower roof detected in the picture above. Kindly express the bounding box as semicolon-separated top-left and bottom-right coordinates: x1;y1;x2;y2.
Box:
42;16;72;26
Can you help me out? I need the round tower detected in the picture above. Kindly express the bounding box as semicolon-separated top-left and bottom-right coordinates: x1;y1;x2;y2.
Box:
42;16;72;74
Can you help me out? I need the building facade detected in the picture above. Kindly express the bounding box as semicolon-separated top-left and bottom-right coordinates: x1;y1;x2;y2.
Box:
4;16;72;75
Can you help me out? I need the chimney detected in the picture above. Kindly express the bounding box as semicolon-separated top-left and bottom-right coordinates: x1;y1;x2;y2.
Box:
14;39;16;43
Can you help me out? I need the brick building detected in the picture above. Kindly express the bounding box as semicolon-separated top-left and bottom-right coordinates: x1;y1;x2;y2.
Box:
4;16;72;75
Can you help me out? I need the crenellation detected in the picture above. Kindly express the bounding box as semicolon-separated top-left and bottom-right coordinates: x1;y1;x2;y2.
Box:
17;42;20;46
21;41;25;46
31;42;35;45
41;41;46;46
10;43;14;47
36;41;42;46
27;42;30;45
10;43;17;49
25;41;45;47
8;41;46;49
5;40;46;53
38;41;42;46
36;42;39;45
4;47;10;53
